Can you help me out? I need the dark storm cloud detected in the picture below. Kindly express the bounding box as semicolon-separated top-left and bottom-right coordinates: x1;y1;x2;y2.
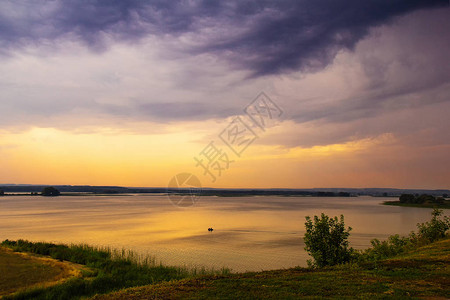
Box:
197;0;449;77
0;0;447;76
290;6;450;125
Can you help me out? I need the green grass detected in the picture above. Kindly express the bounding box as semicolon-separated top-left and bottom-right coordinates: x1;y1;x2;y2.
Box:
2;238;449;299
91;238;450;299
0;247;78;297
0;240;229;300
383;200;450;209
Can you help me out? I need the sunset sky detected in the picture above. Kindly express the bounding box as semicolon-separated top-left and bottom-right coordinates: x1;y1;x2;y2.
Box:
1;1;449;189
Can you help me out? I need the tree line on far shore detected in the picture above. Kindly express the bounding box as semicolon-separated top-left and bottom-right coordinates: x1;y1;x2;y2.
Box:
399;193;446;205
0;187;60;197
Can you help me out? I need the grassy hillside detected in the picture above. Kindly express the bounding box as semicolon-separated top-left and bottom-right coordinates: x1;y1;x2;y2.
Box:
0;240;228;299
92;238;450;299
0;246;83;297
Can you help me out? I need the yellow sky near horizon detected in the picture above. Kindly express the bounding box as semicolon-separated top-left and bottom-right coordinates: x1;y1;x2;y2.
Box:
1;125;448;189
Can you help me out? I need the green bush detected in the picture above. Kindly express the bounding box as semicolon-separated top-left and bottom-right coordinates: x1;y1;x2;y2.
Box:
360;209;449;261
361;234;411;261
417;209;450;243
304;213;354;267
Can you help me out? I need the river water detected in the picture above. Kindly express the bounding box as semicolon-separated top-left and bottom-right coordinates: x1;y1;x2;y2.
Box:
0;195;440;272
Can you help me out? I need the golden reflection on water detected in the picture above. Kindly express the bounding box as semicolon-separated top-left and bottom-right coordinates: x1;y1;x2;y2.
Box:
0;195;442;272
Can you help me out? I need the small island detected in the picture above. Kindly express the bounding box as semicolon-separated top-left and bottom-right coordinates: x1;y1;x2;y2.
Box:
384;193;450;209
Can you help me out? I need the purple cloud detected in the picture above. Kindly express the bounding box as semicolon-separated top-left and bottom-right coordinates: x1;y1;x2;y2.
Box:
0;0;447;76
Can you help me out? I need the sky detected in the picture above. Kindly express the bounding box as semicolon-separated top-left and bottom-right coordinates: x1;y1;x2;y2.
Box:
0;0;449;189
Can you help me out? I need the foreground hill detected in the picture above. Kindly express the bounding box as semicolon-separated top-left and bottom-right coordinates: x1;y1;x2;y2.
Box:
0;246;83;297
92;238;450;299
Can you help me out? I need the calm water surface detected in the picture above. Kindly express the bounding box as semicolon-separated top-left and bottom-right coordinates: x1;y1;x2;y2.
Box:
0;195;442;272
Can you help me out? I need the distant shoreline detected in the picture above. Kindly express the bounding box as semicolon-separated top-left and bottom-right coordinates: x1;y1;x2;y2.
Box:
1;185;449;198
383;200;450;209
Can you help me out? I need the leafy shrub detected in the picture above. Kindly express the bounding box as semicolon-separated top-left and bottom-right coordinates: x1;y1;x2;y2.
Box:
304;213;354;267
361;234;411;261
360;209;449;261
417;209;450;243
